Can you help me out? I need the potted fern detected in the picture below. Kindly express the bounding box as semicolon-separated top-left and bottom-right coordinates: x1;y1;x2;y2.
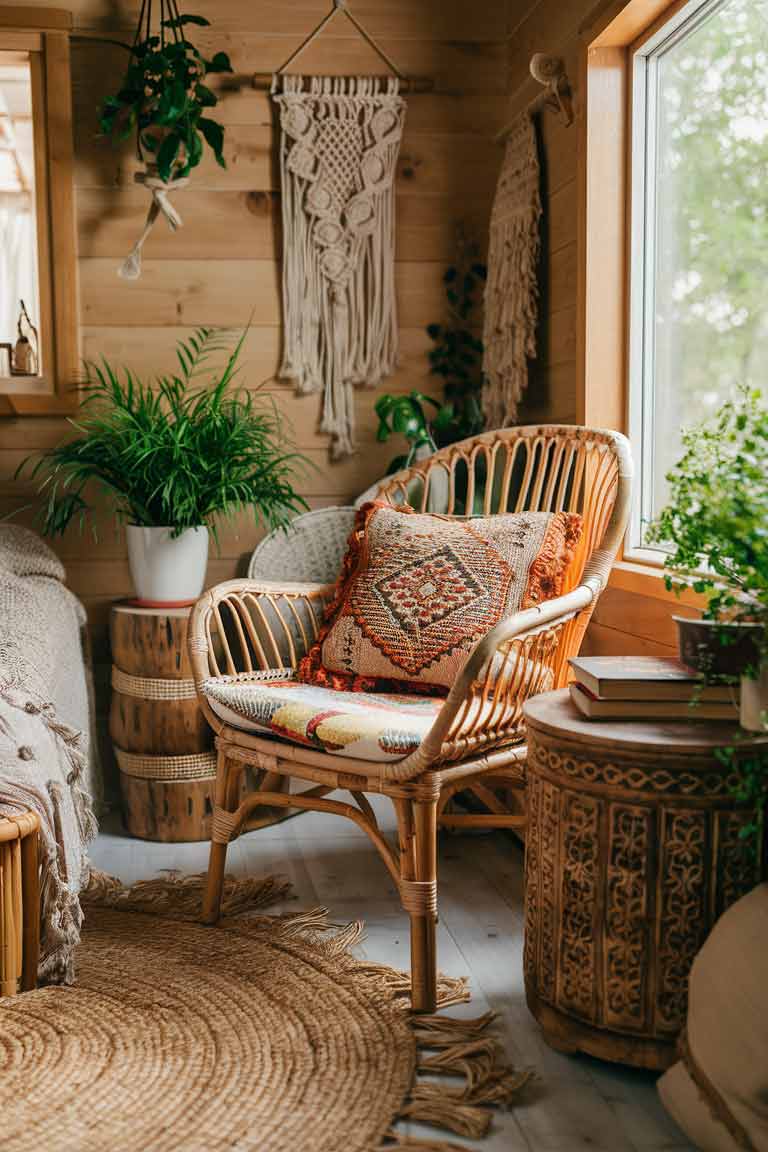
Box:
646;387;768;730
19;329;306;605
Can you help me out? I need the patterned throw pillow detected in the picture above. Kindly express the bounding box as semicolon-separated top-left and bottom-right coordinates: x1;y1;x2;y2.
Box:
298;502;582;693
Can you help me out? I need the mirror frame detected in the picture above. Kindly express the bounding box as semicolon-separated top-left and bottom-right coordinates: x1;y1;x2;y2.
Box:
0;7;77;416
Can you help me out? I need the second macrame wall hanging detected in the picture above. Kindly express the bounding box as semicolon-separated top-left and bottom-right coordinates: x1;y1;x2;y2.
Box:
272;75;405;460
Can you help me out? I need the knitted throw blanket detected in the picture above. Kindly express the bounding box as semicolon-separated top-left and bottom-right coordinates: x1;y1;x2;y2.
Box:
482;113;542;429
0;527;97;983
273;76;405;459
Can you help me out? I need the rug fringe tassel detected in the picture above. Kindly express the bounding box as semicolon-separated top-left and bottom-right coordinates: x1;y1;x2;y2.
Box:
356;963;471;1010
394;1011;534;1144
380;1132;469;1151
83;869;292;920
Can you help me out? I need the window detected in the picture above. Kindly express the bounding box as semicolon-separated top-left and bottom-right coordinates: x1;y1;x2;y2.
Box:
0;50;41;378
0;10;77;416
628;0;768;553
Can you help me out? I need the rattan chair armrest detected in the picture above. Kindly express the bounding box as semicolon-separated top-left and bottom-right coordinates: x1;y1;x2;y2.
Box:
413;582;597;765
204;577;335;604
189;578;335;686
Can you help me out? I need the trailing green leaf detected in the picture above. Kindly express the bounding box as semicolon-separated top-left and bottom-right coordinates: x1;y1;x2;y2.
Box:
97;12;228;178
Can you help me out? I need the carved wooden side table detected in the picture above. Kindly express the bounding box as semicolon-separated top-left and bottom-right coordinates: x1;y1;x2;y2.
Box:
523;689;767;1070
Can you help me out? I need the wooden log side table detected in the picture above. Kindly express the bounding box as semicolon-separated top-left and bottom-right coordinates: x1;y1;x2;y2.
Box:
523;689;767;1071
110;603;289;842
0;811;40;997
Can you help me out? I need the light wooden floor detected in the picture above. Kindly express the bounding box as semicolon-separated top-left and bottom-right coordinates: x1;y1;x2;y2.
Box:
91;798;695;1152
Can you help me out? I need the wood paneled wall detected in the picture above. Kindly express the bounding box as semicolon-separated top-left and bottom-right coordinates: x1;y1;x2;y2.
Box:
0;0;507;768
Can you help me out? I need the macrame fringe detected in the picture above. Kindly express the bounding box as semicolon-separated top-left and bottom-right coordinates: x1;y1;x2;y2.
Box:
482;112;542;428
85;872;532;1151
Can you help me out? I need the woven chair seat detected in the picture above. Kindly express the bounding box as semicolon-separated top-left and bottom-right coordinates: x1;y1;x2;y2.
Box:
248;507;356;584
203;672;446;764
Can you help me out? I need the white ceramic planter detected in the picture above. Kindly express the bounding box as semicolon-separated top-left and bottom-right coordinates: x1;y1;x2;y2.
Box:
740;663;768;733
126;525;209;605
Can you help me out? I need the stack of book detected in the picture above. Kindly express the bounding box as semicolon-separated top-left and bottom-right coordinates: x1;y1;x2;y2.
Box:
568;656;739;720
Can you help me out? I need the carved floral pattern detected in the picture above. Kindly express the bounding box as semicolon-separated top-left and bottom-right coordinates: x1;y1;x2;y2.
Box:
524;726;766;1056
558;791;599;1019
605;804;650;1029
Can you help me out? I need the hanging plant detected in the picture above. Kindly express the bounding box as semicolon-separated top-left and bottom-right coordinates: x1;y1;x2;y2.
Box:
99;5;232;182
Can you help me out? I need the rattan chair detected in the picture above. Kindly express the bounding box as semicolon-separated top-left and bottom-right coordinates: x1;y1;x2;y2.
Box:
247;506;356;584
189;425;632;1011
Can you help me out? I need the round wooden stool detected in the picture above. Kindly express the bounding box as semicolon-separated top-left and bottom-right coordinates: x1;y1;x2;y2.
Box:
523;689;767;1070
111;603;289;842
0;810;40;997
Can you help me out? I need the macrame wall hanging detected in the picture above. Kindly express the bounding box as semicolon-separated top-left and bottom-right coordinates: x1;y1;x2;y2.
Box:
482;55;573;429
262;2;432;460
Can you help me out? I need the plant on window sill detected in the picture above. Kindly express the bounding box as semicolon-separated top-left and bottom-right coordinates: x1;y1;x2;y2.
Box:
646;386;768;850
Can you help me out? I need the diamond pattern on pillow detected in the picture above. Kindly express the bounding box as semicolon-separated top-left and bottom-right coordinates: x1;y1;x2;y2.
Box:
299;502;582;692
203;673;444;763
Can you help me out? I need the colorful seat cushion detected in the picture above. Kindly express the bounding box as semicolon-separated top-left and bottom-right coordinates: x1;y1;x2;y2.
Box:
203;672;444;763
299;502;582;693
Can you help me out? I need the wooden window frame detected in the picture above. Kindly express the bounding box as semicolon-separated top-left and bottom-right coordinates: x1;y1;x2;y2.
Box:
577;0;709;595
0;7;77;416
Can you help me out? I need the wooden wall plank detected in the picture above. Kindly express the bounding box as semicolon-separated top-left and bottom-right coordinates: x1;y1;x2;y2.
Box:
79;324;444;389
17;0;507;41
79;258;457;328
75;188;493;263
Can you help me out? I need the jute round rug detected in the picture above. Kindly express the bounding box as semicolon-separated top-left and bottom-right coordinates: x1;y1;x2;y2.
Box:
0;874;531;1152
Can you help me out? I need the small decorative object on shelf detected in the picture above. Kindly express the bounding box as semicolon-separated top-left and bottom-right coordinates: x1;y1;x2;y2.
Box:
0;810;40;997
646;387;768;731
19;328;306;607
98;2;232;278
110;604;289;842
11;300;39;376
523;689;767;1070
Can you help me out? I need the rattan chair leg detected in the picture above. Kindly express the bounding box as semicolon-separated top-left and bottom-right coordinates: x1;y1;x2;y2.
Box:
20;830;39;992
202;750;236;925
409;798;438;1014
0;840;13;996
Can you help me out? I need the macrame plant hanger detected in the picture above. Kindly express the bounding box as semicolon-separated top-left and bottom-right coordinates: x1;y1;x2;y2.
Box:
266;2;432;459
119;0;190;280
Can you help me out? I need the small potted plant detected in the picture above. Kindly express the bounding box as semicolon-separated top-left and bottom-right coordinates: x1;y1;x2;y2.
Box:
19;329;306;605
375;233;486;474
646;387;768;730
99;11;231;184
